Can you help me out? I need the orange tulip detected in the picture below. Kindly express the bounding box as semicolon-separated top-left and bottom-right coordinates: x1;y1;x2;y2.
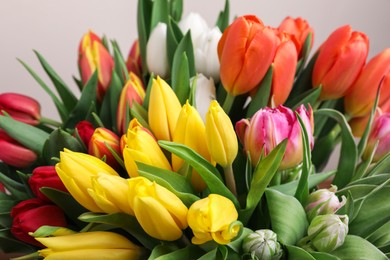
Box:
312;25;369;100
344;48;390;117
218;15;277;96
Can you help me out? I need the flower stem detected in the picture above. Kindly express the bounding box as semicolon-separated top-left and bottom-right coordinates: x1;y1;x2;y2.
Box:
222;93;235;115
40;116;62;127
223;164;237;196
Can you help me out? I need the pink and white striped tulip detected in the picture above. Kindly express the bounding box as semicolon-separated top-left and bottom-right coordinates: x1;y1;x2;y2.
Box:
363;113;390;162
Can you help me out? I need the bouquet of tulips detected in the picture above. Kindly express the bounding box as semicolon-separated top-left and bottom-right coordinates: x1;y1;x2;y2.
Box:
1;0;390;259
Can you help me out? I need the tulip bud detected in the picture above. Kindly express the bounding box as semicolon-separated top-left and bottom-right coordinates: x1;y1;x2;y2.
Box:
187;194;240;245
36;231;143;259
205;100;238;167
312;25;369;100
116;72;146;134
242;229;283;260
344;48;390;117
88;127;121;169
74;120;95;147
126;39;142;78
303;214;349;252
305;186;346;221
128;177;188;241
78;30;114;102
146;23;169;78
55;149;119;212
0;130;37;168
28;166;68;202
236;105;314;169
123;119;171;177
192;74;216;121
179;13;209;48
11;198;67;247
218;15;277;96
0;93;40;125
362;113;390;162
278;16;314;59
148;76;182;141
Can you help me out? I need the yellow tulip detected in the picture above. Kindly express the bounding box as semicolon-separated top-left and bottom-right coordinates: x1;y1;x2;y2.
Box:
87;173;134;215
36;231;142;260
55;149;119;212
205;100;238;167
128;177;188;241
123;119;171;177
172;101;213;192
187;194;240;245
148;76;181;141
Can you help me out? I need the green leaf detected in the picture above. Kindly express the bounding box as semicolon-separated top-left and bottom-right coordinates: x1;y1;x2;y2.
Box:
310;252;340;260
63;71;98;129
0;115;50;155
111;40;129;85
349;173;390;186
142;74;154;110
166;17;184;68
130;102;150;130
265;189;308;245
33;50;78;112
0;172;29;200
153;245;205;260
0;236;35;254
137;0;152;73
285;245;315;260
169;0;183;21
158;141;240;209
285;86;321;111
331;235;387;260
227;227;253;253
171;52;190;104
215;0;230;32
150;0;169;32
365;152;390;177
78;212;159;250
366;220;390;248
149;244;180;259
173;31;195;77
246;66;273;118
239;140;287;225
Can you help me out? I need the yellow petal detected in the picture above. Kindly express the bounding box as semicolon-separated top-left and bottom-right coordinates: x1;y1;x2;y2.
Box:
41;249;141;260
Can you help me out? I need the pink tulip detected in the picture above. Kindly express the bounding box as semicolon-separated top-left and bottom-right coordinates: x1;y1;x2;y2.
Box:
0;93;40;125
363;113;390;162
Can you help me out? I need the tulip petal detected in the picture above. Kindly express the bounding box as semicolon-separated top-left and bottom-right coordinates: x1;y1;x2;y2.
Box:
40;249;141;260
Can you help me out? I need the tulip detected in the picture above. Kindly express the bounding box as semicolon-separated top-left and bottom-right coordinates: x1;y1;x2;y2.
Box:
116;72;146;134
74;120;95;147
146;23;169;78
205;100;238;167
172;101;213;192
242;229;283;260
362;113;390;162
87;173;133;215
78;30;114;101
28;166;68;202
88;127;121;169
193;74;216;121
179;12;209;48
312;25;369;100
344;48;390;117
36;231;142;259
123;119;171;177
55;149;119;212
236;105;314;169
348;110;382;138
218;15;277;96
128;177;188;241
305;186;346;221
11;198;67;247
148;76;182;141
0;93;40;125
0;130;37;168
187;194;240;245
278;16;314;58
126;39;142;78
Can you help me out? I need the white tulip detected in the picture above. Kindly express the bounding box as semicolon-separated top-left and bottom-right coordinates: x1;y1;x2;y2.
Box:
146;22;169;78
192;74;216;121
179;12;209;48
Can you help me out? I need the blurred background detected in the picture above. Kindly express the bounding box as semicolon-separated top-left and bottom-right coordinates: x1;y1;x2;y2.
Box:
1;0;390;120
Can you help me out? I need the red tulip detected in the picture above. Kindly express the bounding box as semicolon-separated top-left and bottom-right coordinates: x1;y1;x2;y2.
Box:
312;25;369;100
126;39;142;78
74;120;95;147
0;93;40;125
218;15;277;96
11;198;67;247
28;166;67;202
88;127;121;169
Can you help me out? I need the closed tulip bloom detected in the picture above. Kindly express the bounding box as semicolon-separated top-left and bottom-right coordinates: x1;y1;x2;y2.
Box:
0;93;40;125
193;74;216;121
218;15;277;96
128;177;188;241
278;16;314;58
187;194;240;245
205;100;238;167
173;101;213;192
74;120;95;147
146;23;169;78
344;48;390;117
79;30;114;101
148;76;182;141
0;130;37;168
126;39;142;78
312;25;369;100
87;173;134;215
123;119;171;177
362;113;390;162
88;127;121;169
55;149;119;212
236;105;314;169
36;231;142;260
179;12;209;48
116;72;146;134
